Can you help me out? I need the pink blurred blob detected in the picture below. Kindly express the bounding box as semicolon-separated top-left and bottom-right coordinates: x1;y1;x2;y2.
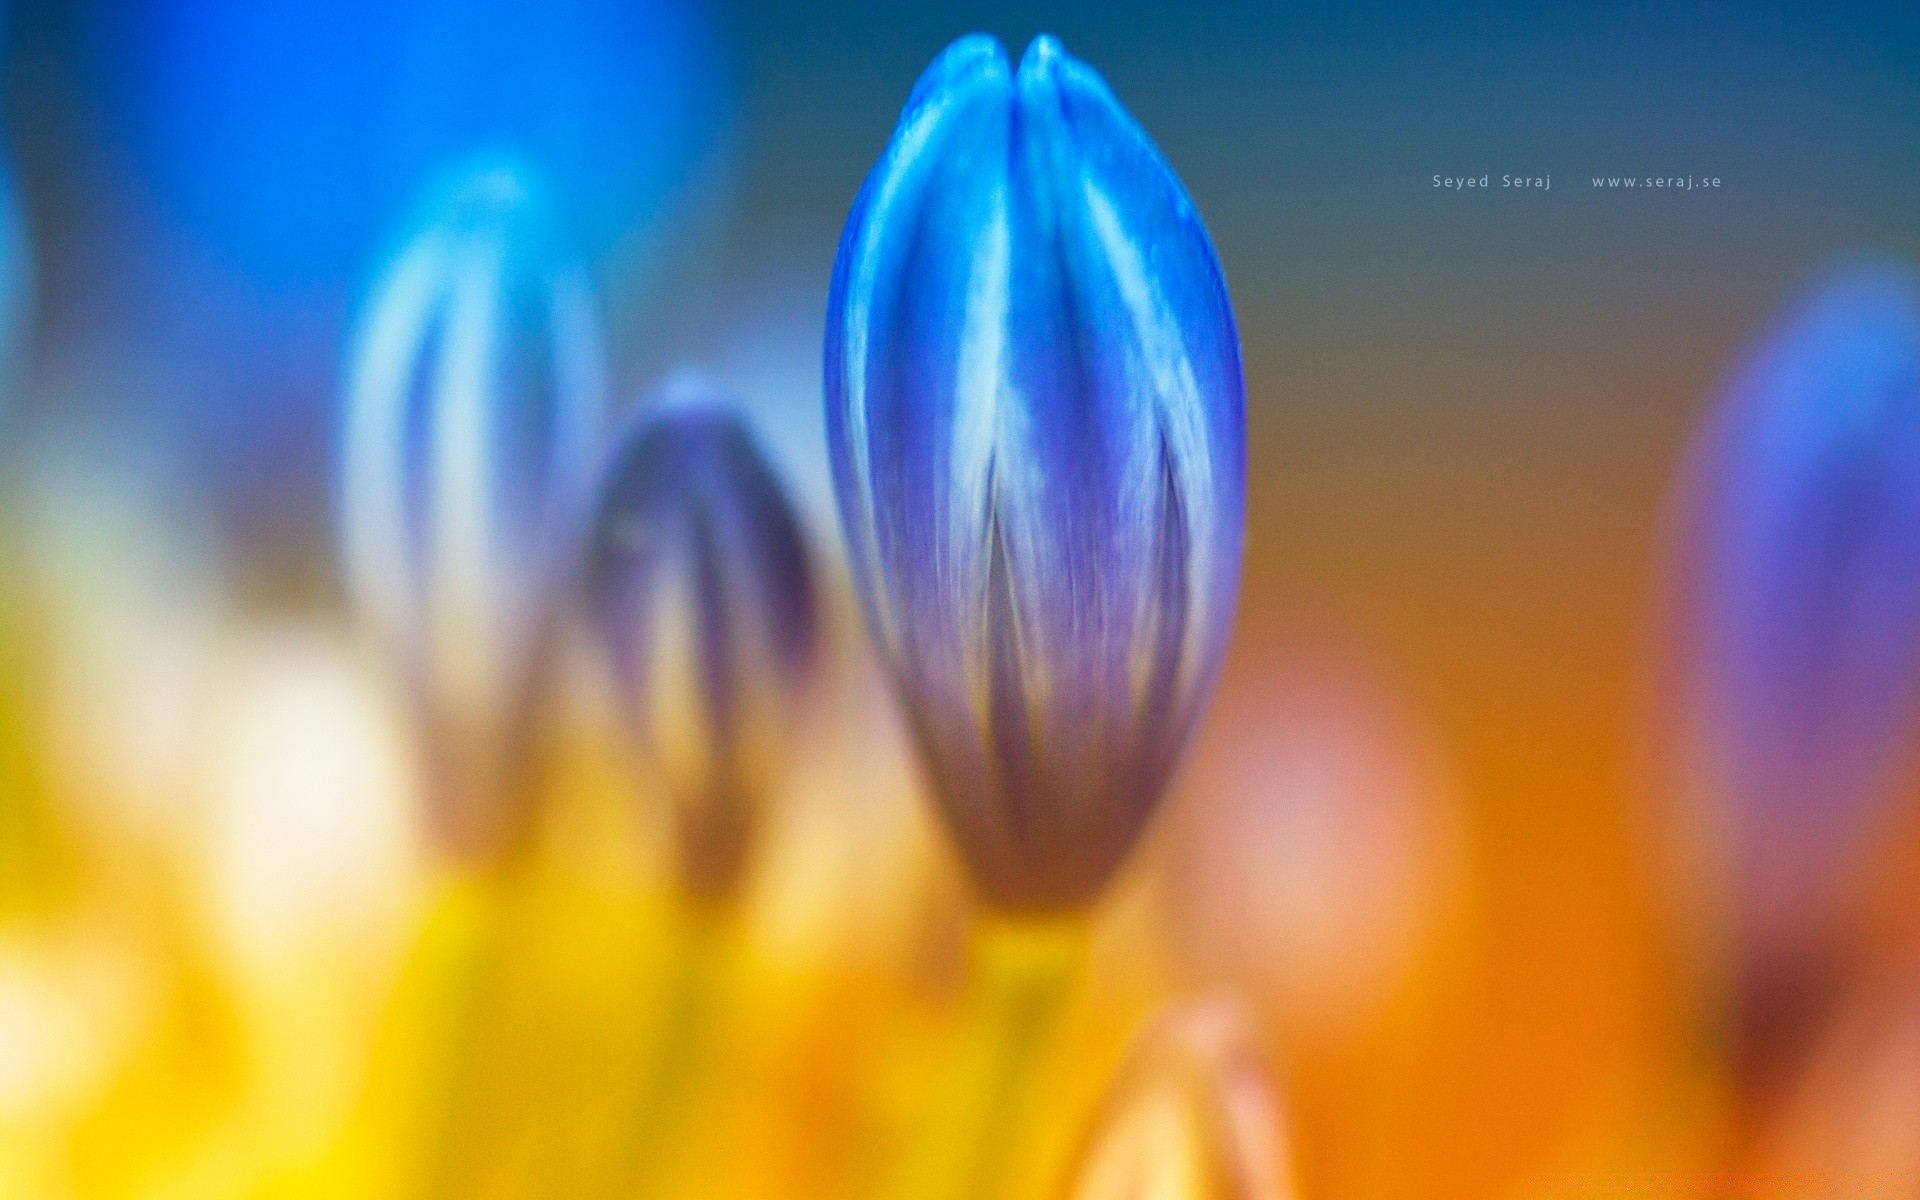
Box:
1156;643;1470;1045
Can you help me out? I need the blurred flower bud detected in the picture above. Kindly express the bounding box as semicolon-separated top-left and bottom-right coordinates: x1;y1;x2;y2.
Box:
1065;997;1296;1200
0;153;31;396
338;156;607;860
582;389;817;899
824;34;1246;911
1669;263;1920;1015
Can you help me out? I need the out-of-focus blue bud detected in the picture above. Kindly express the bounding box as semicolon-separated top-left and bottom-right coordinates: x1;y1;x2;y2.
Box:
582;386;817;898
337;157;607;859
0;153;32;398
1674;261;1920;971
824;35;1246;910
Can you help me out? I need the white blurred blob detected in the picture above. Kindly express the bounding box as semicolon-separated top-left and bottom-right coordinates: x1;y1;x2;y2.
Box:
19;428;227;849
187;621;425;1167
1067;996;1297;1200
1161;650;1469;1044
192;622;423;985
0;928;144;1121
0;925;158;1200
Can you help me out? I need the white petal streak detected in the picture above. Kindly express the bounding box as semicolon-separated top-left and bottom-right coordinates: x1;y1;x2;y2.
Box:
1084;180;1217;694
844;57;1012;664
951;190;1013;700
841;105;954;661
430;238;511;720
340;233;452;657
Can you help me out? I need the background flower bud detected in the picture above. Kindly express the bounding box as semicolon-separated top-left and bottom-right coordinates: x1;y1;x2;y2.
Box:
582;389;817;899
1666;261;1920;1066
337;156;607;859
824;34;1246;910
1066;997;1297;1200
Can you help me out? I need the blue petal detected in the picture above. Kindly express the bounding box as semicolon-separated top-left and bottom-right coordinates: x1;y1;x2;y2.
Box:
583;384;817;895
826;35;1245;908
337;155;607;847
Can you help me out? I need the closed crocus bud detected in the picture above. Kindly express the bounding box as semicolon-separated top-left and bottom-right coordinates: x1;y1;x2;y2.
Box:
1066;997;1296;1200
338;157;607;860
824;34;1246;911
582;390;817;899
1669;263;1920;1065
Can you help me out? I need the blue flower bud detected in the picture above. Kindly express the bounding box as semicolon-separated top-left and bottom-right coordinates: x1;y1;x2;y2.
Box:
583;388;817;898
337;156;607;857
824;35;1246;910
1675;261;1920;958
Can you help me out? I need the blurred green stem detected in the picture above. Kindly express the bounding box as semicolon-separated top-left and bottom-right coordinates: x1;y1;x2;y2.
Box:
884;914;1088;1200
419;866;517;1200
615;898;731;1199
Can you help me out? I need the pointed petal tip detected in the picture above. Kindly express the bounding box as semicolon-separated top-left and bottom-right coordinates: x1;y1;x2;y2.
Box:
1019;33;1068;75
646;368;735;417
1804;258;1920;325
1015;34;1091;106
454;153;539;198
1755;258;1920;386
1012;33;1141;156
1018;34;1122;102
609;384;768;477
405;152;571;254
904;34;1012;116
937;32;1009;71
445;152;546;209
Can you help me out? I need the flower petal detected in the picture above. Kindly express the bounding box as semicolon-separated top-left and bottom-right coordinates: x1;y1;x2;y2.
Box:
583;387;817;896
826;36;1244;908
